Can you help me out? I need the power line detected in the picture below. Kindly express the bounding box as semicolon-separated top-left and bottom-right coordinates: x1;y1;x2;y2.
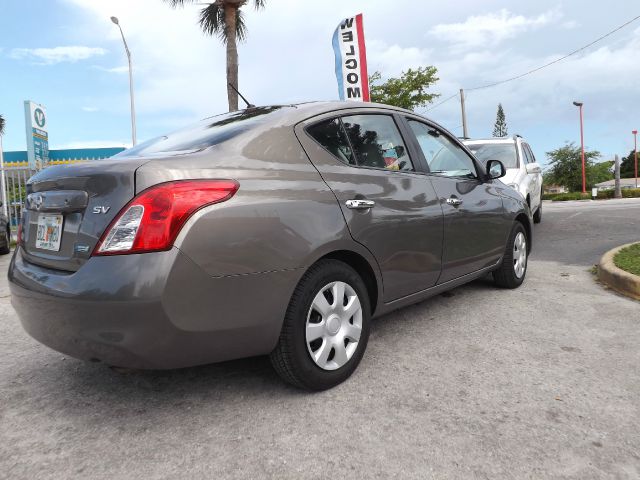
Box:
425;13;640;113
467;14;640;91
424;92;459;112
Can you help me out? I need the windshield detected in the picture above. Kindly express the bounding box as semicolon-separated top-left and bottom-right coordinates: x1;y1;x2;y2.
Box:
115;106;286;158
466;143;519;169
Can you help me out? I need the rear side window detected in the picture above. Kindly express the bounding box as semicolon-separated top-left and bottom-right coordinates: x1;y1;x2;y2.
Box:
341;115;414;171
306;118;356;165
116;106;286;158
522;144;536;164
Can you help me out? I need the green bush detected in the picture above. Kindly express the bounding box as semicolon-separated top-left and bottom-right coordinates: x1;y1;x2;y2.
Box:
622;188;640;198
542;188;640;201
542;192;591;201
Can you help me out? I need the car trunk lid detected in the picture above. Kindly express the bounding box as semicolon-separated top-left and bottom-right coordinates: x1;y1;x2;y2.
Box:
21;157;149;271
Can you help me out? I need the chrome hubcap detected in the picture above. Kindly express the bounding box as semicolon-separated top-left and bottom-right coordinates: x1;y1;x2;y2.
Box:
513;232;527;279
305;281;363;371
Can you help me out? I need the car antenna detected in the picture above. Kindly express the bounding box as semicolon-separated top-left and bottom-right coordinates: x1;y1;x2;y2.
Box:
228;83;255;109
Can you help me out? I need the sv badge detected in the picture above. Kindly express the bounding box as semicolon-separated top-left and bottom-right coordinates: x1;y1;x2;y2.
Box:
92;206;111;214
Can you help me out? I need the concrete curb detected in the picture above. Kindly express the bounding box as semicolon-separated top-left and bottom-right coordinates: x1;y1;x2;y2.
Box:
598;243;640;301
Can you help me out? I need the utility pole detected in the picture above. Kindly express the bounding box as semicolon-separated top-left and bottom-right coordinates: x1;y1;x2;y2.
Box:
573;101;586;194
633;130;638;189
460;89;468;139
614;154;622;199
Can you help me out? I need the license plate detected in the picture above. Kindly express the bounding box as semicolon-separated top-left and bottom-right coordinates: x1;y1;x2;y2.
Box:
36;214;64;251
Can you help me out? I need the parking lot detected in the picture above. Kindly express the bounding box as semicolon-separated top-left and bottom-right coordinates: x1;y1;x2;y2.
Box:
1;199;639;479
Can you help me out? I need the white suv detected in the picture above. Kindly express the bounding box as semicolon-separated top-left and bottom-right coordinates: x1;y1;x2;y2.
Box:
464;135;543;223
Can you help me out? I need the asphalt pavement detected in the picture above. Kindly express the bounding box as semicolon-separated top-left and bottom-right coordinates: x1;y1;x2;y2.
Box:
1;199;639;479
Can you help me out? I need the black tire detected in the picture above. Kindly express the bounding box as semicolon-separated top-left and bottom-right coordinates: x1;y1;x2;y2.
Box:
533;198;542;224
270;259;371;391
0;227;10;255
493;222;528;289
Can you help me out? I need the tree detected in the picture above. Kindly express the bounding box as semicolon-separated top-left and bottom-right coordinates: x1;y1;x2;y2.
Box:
543;142;610;191
368;67;439;110
492;103;508;137
0;114;4;136
620;149;638;178
164;0;266;112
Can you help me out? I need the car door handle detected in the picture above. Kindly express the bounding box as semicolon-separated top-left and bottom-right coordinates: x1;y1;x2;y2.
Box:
345;199;375;210
446;197;463;207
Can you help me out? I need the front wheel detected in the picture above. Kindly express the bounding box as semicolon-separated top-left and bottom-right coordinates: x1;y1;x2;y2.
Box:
493;222;528;288
270;259;371;391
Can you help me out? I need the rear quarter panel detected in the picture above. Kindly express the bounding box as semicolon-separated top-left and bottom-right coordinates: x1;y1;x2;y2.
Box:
135;124;380;279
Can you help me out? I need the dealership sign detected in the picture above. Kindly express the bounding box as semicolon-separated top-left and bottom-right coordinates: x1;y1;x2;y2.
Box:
332;13;370;102
24;100;49;170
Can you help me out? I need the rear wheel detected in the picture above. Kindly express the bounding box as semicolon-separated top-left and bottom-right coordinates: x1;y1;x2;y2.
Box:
270;259;371;390
493;222;528;288
0;227;10;255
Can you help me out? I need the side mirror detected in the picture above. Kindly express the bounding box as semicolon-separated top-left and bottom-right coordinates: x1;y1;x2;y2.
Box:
526;163;542;174
486;159;506;179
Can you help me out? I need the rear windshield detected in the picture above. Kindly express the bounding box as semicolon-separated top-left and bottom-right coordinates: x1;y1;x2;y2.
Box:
466;142;518;169
115;106;286;158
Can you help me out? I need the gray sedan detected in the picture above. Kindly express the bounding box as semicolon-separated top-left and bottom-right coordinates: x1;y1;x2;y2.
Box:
8;102;531;390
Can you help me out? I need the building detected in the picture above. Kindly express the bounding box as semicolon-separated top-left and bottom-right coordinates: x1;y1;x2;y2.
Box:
594;178;640;191
544;184;567;194
3;147;125;168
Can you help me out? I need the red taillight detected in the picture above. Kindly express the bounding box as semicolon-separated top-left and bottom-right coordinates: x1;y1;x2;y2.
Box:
93;179;239;256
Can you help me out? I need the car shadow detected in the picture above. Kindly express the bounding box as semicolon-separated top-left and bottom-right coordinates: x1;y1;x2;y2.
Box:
20;274;498;422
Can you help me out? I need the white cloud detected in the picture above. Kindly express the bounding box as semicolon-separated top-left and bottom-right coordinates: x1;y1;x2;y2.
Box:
81;106;99;112
429;8;563;52
10;46;107;65
93;65;130;74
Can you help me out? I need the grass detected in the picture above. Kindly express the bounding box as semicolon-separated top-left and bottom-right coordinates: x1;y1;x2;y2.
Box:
614;243;640;276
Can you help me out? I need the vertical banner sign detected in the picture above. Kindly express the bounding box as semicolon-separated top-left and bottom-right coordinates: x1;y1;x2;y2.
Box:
24;100;49;170
332;14;370;102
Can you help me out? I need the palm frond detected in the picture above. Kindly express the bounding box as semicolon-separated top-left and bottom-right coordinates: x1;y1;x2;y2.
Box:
199;3;249;43
235;9;247;41
199;2;226;39
253;0;266;9
163;0;198;7
0;115;5;136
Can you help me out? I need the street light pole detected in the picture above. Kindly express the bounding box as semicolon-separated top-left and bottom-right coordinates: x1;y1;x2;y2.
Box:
573;101;586;194
633;130;638;189
111;16;137;146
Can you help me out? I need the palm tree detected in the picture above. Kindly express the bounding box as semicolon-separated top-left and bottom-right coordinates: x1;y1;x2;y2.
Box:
164;0;265;112
0;115;4;137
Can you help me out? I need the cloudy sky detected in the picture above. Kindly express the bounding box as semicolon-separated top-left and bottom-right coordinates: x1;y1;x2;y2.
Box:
1;0;639;165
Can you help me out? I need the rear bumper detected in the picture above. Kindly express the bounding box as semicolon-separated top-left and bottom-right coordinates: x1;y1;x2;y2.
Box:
9;247;299;369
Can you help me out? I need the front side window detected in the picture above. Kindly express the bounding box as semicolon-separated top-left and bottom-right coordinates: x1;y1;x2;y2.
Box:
465;142;518;169
306;118;356;165
341;115;414;171
408;120;477;178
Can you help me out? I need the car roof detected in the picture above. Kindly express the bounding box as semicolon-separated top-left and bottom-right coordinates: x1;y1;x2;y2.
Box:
204;101;417;126
463;137;520;145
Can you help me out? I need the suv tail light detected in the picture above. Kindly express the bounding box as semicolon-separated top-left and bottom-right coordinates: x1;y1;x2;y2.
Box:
94;179;239;256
